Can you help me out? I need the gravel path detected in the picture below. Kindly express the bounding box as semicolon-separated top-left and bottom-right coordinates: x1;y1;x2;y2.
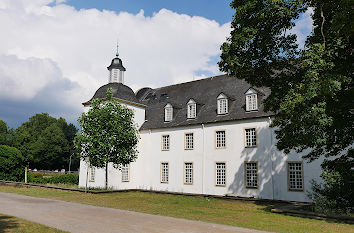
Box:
0;192;269;233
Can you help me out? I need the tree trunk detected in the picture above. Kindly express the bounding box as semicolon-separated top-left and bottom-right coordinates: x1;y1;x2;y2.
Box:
105;162;108;189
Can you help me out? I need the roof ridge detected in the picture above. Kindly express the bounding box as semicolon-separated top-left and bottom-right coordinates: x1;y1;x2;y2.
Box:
152;74;230;91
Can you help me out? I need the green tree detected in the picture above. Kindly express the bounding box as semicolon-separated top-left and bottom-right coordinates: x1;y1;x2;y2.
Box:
0;120;15;146
0;145;25;182
309;150;354;214
32;123;69;170
57;118;80;170
74;88;139;189
0;120;7;145
14;113;57;164
219;0;353;212
14;113;78;170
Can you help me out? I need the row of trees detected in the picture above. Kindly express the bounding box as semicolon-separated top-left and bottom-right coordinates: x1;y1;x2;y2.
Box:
0;89;139;187
0;113;79;172
220;0;353;213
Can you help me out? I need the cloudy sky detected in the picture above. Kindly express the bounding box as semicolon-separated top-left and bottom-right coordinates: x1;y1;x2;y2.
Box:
0;0;313;128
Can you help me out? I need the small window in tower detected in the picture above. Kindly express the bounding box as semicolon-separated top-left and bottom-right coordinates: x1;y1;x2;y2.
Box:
113;69;119;82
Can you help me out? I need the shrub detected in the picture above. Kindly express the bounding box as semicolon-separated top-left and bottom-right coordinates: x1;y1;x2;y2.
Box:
309;150;354;215
0;145;25;182
28;173;78;185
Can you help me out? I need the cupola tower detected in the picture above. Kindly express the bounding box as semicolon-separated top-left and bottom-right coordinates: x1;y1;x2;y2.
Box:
107;44;126;84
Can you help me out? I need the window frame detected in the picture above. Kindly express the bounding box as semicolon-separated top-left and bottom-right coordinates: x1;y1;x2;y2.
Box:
244;161;258;189
161;135;170;151
246;93;258;111
160;162;169;184
187;99;197;119
121;164;130;182
217;94;228;115
183;162;194;185
215;130;226;149
164;103;173;122
244;127;257;148
88;166;95;182
215;162;226;187
287;161;304;192
184;132;194;150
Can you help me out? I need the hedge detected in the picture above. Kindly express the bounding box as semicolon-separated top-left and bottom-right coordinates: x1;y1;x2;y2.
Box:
28;173;79;185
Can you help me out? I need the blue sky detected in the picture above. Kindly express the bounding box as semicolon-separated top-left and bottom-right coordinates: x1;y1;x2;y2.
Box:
0;0;312;128
64;0;234;24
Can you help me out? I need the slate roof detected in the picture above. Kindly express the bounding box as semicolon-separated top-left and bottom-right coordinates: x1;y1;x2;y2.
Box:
83;83;141;106
84;75;274;129
139;75;274;130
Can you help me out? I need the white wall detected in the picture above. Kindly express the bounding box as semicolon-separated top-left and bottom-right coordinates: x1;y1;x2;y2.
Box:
78;102;145;189
79;113;323;202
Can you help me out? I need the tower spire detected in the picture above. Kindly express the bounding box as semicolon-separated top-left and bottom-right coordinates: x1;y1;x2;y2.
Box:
107;42;126;84
115;41;119;57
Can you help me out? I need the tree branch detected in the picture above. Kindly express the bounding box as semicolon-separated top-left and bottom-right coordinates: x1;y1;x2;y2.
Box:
321;6;326;47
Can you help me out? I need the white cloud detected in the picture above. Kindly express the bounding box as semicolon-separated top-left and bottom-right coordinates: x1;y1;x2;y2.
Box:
291;8;314;48
0;54;64;100
0;0;231;125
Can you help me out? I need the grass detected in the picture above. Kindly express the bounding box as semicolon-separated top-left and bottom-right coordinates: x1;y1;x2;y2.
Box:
0;185;353;233
0;213;66;233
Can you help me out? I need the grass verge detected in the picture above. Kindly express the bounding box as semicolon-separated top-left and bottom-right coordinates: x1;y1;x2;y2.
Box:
0;185;353;233
0;213;66;233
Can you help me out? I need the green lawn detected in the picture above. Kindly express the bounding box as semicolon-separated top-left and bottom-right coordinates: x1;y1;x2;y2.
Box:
0;185;353;233
0;213;66;233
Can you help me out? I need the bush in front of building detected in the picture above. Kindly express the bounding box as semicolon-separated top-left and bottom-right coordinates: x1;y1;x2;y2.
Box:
0;145;26;182
28;173;79;185
309;150;354;215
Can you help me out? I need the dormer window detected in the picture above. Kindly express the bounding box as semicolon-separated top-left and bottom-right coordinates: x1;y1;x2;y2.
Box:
164;103;173;122
245;88;258;111
187;99;196;119
217;94;228;115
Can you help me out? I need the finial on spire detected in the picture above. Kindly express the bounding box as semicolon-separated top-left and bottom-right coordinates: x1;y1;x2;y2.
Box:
115;41;119;57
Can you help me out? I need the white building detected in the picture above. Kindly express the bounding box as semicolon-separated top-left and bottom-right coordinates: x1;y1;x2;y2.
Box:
79;53;323;203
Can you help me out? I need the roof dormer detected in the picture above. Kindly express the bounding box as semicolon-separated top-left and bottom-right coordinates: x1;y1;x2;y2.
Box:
245;88;258;111
217;93;228;115
187;99;196;119
164;103;173;122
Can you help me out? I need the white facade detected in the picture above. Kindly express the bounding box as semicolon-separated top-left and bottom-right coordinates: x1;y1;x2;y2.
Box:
79;101;323;202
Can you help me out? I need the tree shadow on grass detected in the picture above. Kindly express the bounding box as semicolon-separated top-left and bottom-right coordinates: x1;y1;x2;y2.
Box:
0;215;19;233
253;200;288;212
253;200;354;225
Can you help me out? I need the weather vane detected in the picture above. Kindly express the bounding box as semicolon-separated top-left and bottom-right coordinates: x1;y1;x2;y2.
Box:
116;40;119;57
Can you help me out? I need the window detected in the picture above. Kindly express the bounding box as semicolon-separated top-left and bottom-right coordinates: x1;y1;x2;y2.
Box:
216;130;226;148
161;162;169;183
184;163;193;184
287;162;304;191
245;162;258;188
185;133;194;150
217;94;228;114
187;99;196;119
162;135;170;151
216;162;226;186
121;164;129;182
245;128;257;147
246;94;258;111
164;104;173;122
89;166;95;182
